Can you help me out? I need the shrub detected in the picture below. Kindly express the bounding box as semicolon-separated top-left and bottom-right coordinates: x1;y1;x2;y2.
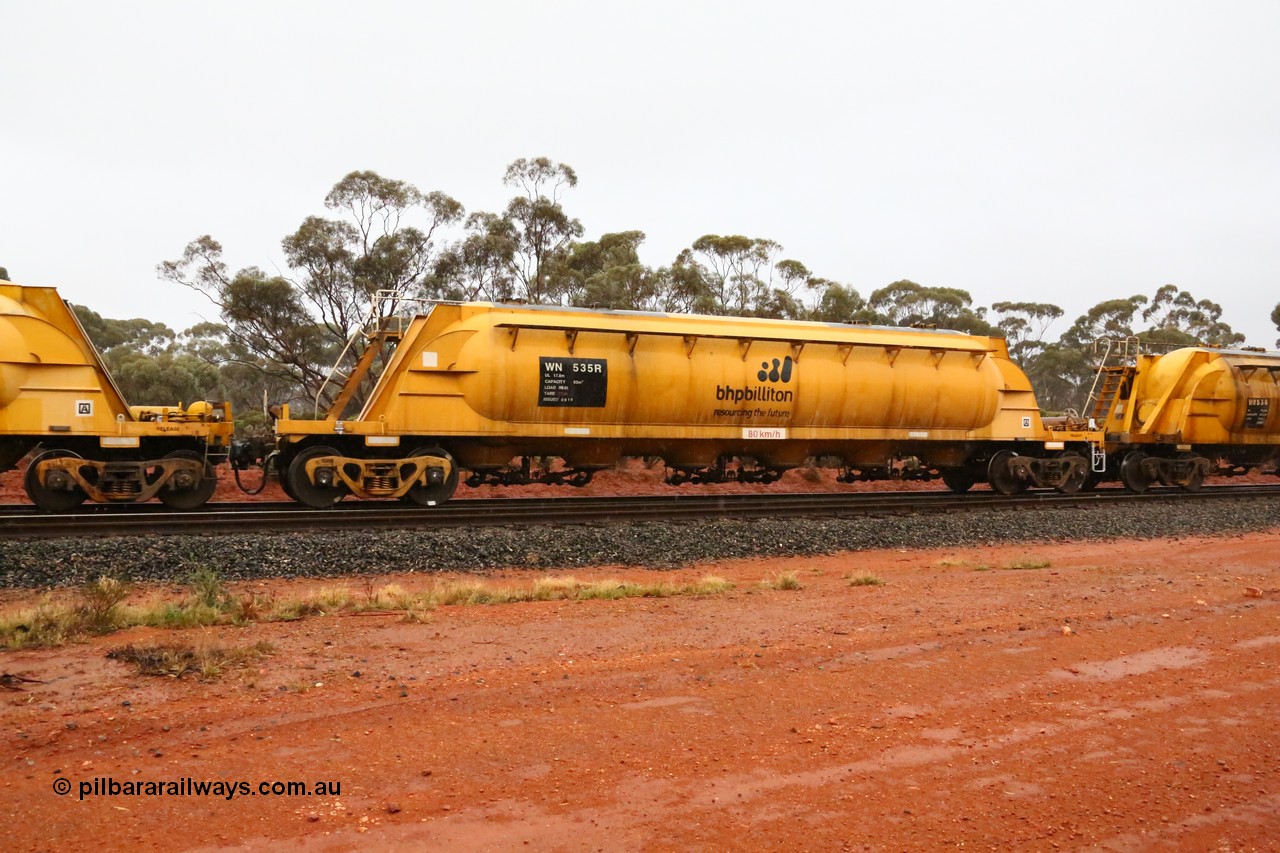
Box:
761;571;803;591
107;640;274;679
185;565;230;610
77;575;131;632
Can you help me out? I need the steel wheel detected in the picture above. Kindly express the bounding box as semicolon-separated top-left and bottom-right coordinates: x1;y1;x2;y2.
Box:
286;445;347;508
24;449;88;512
401;447;459;507
278;460;298;501
987;450;1027;495
157;450;217;510
940;467;976;494
1120;451;1153;493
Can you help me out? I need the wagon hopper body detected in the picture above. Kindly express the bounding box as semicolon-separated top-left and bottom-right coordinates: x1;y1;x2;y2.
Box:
0;280;233;511
273;302;1101;506
1088;346;1280;492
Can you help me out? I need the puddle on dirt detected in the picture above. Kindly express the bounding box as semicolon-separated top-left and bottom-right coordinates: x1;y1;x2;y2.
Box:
855;642;942;662
1131;695;1186;713
1056;646;1209;681
619;695;705;711
1233;634;1280;650
918;726;965;743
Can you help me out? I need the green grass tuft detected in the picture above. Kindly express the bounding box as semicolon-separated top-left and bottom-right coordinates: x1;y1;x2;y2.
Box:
1;572;737;648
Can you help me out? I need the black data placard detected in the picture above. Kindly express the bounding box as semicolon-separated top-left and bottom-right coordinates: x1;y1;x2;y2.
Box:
538;357;608;407
1244;398;1270;429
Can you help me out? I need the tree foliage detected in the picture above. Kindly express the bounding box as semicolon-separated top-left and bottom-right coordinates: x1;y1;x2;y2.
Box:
990;302;1063;358
71;304;222;407
811;282;867;323
160;172;462;415
428;212;518;302
862;281;996;334
501;157;583;303
678;235;782;315
1140;284;1243;347
430;158;585;305
560;231;672;311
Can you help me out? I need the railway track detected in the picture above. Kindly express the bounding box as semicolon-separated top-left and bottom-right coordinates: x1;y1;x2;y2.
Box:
2;484;1279;539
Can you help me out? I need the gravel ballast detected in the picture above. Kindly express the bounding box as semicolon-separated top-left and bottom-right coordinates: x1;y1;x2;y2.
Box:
4;498;1279;588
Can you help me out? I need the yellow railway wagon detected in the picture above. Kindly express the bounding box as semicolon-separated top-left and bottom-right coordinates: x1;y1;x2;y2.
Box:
0;280;233;511
1092;347;1280;491
273;302;1101;506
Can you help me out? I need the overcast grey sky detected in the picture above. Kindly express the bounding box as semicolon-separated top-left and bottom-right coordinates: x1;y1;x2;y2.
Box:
3;1;1278;345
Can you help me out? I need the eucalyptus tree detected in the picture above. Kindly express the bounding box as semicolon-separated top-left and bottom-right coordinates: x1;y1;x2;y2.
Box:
1140;284;1243;347
1036;287;1245;414
159;171;462;414
71;304;223;410
758;260;825;320
428;211;519;302
810;282;866;323
864;280;996;335
558;231;670;311
990;301;1064;360
675;235;782;315
501;157;583;303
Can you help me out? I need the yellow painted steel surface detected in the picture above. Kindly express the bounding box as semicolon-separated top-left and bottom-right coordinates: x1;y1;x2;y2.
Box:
1117;347;1280;444
0;283;133;435
281;302;1051;444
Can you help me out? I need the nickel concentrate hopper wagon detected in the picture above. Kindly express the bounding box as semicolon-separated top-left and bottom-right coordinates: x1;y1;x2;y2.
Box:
270;300;1104;507
1083;342;1280;491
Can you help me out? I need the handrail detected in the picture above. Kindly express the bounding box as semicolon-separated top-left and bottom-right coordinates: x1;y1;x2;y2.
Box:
1081;338;1116;418
1082;336;1141;420
311;290;442;418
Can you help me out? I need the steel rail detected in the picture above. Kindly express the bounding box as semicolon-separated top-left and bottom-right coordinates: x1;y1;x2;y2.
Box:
1;484;1278;540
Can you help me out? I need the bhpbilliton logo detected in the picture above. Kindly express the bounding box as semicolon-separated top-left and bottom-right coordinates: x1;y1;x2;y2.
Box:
716;355;796;404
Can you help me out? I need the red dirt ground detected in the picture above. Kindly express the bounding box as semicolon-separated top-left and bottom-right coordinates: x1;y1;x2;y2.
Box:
3;532;1279;851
